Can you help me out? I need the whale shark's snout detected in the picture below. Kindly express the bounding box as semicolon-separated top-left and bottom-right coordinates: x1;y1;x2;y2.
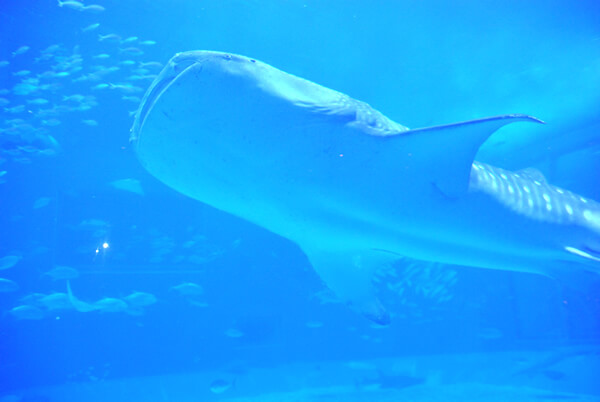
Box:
130;52;206;143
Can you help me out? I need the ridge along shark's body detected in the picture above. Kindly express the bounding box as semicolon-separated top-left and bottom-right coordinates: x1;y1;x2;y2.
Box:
130;51;600;324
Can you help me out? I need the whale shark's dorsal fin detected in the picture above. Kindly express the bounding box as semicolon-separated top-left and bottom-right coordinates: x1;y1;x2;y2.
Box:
399;115;544;198
515;167;547;183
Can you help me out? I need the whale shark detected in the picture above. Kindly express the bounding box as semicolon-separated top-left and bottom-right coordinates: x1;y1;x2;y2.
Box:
130;51;600;324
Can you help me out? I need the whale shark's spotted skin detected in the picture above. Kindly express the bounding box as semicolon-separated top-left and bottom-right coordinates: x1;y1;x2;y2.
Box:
131;51;600;324
471;162;600;230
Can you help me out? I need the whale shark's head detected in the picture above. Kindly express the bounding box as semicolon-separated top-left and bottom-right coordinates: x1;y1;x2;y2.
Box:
130;52;205;142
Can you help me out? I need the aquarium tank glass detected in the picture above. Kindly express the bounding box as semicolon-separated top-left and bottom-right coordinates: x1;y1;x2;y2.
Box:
1;1;599;401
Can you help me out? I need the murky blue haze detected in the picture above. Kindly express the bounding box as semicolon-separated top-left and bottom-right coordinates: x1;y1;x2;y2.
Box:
0;1;599;400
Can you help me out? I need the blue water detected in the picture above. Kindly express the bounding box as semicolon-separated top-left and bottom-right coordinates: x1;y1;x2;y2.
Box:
1;1;599;400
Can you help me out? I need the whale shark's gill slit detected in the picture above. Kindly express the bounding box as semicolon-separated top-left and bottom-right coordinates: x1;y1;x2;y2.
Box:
131;57;200;141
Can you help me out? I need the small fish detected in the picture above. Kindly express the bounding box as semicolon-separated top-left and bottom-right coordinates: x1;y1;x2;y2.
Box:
92;83;109;90
119;60;136;66
139;61;163;69
53;71;70;78
57;0;85;11
78;218;109;229
127;75;154;81
94;298;128;313
0;278;19;292
0;61;9;67
41;44;61;54
124;292;157;307
98;33;121;42
188;300;209;308
209;379;234;394
12;46;30;57
132;68;150;75
10;305;44;320
72;104;93;112
4;118;24;125
20;292;46;306
82;23;100;32
306;321;324;328
82;119;98;127
92;53;110;60
62;94;86;102
33;196;51;208
44;265;79;280
120;36;138;44
83;4;105;13
12;82;38;95
0;98;9;106
39;292;72;310
12;70;30;77
121;95;141;103
170;282;203;296
109;178;144;195
0;255;23;270
26;98;49;106
72;74;91;83
118;47;144;57
4;105;25;114
109;83;143;93
41;119;61;127
224;328;244;338
139;40;157;46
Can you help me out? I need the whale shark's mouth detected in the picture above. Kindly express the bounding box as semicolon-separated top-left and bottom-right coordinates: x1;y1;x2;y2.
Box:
130;52;202;143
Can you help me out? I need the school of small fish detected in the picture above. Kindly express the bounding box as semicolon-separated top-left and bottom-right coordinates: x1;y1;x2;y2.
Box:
0;3;170;324
0;3;160;170
373;259;458;320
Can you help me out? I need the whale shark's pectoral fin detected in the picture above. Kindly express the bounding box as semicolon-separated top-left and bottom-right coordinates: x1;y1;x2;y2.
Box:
400;115;544;198
302;246;398;325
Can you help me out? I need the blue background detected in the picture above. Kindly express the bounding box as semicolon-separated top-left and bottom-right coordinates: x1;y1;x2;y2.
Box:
0;0;599;398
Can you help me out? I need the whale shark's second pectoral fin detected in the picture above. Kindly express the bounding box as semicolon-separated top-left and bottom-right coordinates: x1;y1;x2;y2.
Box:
302;246;399;325
399;114;544;198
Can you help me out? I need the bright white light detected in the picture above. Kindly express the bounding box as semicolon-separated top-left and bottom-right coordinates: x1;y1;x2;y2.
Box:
102;242;109;249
